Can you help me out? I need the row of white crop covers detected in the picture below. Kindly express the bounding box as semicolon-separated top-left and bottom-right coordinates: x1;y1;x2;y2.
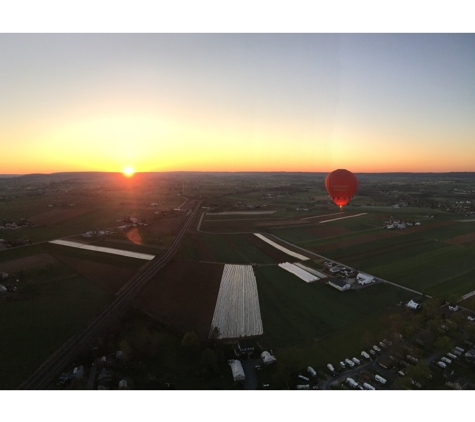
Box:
210;265;263;339
253;233;309;261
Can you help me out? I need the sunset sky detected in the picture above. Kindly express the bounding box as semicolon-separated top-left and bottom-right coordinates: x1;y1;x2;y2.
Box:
1;33;475;174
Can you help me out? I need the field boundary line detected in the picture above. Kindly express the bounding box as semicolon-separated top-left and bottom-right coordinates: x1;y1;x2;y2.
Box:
300;212;344;220
319;213;368;223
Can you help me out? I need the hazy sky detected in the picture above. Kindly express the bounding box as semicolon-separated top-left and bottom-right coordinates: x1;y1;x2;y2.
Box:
1;33;474;173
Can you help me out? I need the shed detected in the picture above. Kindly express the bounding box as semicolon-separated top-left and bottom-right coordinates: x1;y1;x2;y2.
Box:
328;278;351;291
228;360;245;381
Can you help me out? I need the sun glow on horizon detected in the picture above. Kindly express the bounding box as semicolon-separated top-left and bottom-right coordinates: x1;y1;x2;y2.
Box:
123;166;135;177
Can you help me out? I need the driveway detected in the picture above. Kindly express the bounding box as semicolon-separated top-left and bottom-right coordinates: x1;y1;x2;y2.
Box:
241;359;260;390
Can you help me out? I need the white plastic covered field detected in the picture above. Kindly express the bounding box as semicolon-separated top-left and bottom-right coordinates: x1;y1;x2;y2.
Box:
294;263;326;279
210;264;263;339
278;262;318;283
253;233;309;260
48;239;155;260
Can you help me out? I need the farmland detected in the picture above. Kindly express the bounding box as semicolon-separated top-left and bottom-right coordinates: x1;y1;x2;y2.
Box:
210;265;263;338
134;259;224;339
3;171;475;389
0;261;112;389
177;233;287;264
254;265;413;349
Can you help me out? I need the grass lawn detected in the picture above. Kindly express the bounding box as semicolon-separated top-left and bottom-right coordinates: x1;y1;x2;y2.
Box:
0;262;112;389
280;310;392;371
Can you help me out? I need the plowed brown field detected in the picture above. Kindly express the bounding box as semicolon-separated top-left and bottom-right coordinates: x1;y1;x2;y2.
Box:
29;208;90;225
189;234;216;261
308;230;399;253
135;259;223;339
51;254;137;294
446;231;475;246
0;253;57;273
305;225;353;238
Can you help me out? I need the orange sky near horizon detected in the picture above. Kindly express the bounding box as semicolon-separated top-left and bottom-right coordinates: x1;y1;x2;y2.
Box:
2;34;475;175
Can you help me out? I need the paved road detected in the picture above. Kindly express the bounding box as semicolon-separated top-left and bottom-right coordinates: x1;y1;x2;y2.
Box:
241;359;259;390
322;360;375;390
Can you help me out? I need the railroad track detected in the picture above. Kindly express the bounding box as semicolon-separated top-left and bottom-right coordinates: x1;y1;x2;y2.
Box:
17;200;203;390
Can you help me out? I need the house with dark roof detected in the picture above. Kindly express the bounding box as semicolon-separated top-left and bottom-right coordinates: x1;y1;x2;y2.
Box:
328;278;351;292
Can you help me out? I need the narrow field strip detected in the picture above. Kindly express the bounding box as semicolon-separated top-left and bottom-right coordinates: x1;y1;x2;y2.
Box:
461;290;475;301
278;262;318;283
300;212;343;221
254;233;309;260
207;211;277;215
294;263;327;279
319;213;368;223
48;240;155;260
210;264;263;338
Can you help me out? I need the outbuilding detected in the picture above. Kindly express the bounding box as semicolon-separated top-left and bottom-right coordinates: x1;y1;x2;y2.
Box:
228;360;245;381
357;272;375;285
406;300;422;310
328;278;351;291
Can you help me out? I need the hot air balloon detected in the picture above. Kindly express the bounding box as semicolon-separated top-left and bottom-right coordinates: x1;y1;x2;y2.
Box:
325;169;358;210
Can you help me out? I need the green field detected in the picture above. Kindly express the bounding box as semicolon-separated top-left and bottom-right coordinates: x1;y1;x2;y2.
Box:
255;265;413;349
0;262;112;389
178;233;277;264
366;245;475;296
274;310;392;373
0;244;45;263
204;234;277;264
268;216;475;299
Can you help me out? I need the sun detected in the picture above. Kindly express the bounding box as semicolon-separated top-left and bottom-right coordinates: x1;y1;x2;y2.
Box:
123;166;135;177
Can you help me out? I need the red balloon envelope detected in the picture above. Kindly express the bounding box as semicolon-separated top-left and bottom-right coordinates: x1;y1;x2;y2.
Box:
325;169;358;209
